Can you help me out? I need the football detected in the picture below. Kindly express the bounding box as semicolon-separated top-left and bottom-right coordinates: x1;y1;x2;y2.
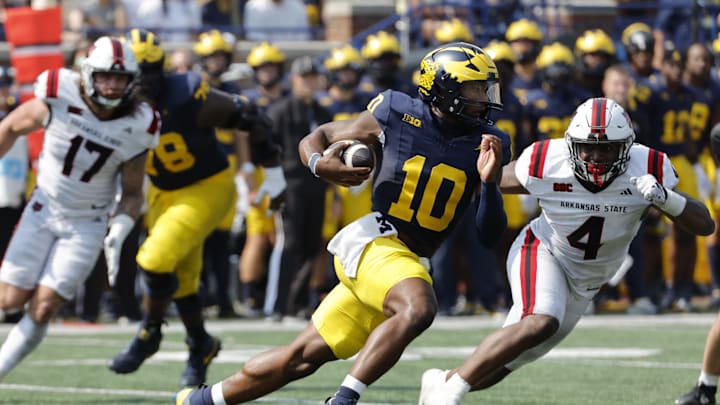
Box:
340;141;375;169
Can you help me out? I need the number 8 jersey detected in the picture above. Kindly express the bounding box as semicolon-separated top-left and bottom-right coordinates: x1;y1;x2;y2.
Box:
33;68;159;213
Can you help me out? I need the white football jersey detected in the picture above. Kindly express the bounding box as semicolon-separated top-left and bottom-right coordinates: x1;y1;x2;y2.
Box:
515;139;678;288
33;68;159;213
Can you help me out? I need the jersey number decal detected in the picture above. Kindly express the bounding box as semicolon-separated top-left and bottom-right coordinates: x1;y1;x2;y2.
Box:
566;216;605;260
388;155;467;232
147;132;196;175
62;135;113;182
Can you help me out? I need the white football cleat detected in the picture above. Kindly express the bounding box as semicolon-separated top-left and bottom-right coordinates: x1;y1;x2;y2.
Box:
419;368;461;405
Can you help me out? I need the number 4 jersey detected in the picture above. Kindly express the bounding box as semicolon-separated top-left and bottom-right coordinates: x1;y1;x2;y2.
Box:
34;68;160;213
515;138;678;287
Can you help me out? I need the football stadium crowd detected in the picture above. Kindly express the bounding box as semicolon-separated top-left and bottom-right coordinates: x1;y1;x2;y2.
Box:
2;0;720;327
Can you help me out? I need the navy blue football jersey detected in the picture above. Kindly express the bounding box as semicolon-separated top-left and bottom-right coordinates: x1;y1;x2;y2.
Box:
490;90;526;157
524;85;593;141
641;78;696;157
369;90;511;257
358;75;415;97
147;72;228;190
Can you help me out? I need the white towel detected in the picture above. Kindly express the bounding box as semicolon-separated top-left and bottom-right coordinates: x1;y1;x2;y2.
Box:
327;212;398;278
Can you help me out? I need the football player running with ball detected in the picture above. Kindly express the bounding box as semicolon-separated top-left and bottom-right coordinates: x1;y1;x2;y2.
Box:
108;29;285;388
418;98;715;404
175;42;511;405
0;36;160;380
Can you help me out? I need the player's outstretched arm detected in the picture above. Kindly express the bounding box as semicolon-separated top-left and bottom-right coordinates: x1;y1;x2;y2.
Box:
299;110;379;186
0;98;48;158
630;174;714;236
498;161;530;194
474;134;507;246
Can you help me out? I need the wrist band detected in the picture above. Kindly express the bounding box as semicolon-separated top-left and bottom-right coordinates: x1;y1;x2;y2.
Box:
661;188;687;217
308;152;321;177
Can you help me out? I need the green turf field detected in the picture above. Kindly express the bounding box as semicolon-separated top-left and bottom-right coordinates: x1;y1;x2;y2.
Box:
0;313;713;404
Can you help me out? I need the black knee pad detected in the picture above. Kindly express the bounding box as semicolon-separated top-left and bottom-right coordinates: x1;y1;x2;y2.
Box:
174;294;203;315
141;268;178;299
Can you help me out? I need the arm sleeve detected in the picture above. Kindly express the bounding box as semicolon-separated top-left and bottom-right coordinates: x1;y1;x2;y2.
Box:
475;181;507;247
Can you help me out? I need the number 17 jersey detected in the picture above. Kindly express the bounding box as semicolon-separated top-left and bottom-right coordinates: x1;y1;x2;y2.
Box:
33;68;159;213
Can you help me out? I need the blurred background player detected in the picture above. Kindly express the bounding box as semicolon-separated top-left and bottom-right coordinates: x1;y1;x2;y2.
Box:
505;18;543;103
108;29;285;387
0;36;159;381
574;29;617;97
359;30;414;96
194;28;242;318
523;42;592;143
238;41;288;319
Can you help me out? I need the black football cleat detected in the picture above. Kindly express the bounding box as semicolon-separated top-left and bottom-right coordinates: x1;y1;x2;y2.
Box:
324;393;358;405
108;325;162;374
179;335;222;387
675;383;717;405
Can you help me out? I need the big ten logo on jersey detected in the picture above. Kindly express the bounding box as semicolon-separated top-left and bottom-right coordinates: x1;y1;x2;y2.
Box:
193;80;210;101
538;116;572;139
553;182;573;192
401;113;422;128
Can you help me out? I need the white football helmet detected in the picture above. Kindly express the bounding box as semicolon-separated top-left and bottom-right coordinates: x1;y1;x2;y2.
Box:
565;97;635;187
81;36;139;109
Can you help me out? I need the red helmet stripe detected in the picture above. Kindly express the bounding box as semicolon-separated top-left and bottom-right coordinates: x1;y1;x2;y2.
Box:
110;38;124;70
591;98;607;138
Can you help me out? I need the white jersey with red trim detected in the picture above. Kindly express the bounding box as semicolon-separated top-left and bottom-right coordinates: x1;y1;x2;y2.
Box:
33;68;159;214
514;138;678;289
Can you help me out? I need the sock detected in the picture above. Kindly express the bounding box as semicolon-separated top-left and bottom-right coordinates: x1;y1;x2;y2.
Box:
339;374;366;397
211;382;227;405
700;371;719;387
0;314;48;380
186;324;210;346
445;372;471;398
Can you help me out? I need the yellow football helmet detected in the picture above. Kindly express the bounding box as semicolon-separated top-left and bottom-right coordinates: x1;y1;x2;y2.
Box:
194;29;234;57
418;42;502;126
505;18;543;43
713;34;720;55
536;42;575;70
484;40;516;64
361;31;400;60
575;29;616;56
324;44;364;89
246;42;285;68
434;18;473;44
536;42;575;89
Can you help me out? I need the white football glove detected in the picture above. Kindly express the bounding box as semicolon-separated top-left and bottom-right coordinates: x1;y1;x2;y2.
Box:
629;174;687;216
104;214;134;287
629;174;667;205
693;163;711;201
254;166;287;215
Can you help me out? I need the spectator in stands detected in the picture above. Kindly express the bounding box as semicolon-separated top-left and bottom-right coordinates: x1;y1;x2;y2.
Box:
125;0;201;41
243;0;311;41
67;0;129;39
200;0;241;30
